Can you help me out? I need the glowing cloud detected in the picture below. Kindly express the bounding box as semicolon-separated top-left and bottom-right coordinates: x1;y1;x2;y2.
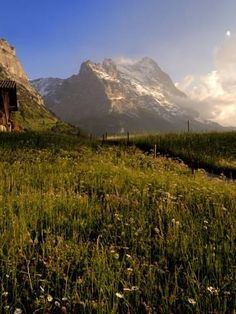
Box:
177;32;236;126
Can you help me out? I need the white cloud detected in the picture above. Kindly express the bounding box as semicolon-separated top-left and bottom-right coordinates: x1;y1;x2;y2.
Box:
177;33;236;126
113;56;137;65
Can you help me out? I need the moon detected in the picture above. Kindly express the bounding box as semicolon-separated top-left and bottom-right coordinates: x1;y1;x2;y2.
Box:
226;30;231;38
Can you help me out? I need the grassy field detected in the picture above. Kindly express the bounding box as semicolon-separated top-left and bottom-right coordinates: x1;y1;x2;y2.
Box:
109;132;236;177
0;132;235;313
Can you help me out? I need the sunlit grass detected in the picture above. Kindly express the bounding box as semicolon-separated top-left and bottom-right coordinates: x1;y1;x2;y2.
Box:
0;132;235;313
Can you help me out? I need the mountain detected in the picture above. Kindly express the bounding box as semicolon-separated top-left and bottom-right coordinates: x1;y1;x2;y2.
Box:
0;39;72;132
31;57;224;135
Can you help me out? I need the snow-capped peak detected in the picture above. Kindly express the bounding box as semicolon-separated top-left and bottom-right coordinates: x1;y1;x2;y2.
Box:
31;56;223;135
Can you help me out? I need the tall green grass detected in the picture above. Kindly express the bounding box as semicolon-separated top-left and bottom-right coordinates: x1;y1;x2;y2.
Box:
110;132;236;176
0;133;235;313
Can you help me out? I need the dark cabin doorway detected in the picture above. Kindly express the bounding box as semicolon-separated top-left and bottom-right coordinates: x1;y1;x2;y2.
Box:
0;80;18;131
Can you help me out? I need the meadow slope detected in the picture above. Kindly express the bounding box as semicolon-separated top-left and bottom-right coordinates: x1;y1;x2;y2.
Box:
0;133;235;313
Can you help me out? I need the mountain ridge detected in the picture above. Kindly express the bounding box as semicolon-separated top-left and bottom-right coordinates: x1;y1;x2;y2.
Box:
32;57;225;135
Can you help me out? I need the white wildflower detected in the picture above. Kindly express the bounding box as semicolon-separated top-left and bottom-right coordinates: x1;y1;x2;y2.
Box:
188;298;196;305
172;219;180;226
114;253;119;259
47;294;53;302
123;287;132;292
115;292;124;299
207;286;219;295
224;291;230;295
62;297;68;302
55;301;60;307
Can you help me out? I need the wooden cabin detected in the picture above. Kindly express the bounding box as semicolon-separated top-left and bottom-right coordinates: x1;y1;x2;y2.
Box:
0;80;18;131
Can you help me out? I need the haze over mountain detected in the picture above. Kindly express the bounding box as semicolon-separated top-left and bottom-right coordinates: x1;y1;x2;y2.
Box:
32;57;224;135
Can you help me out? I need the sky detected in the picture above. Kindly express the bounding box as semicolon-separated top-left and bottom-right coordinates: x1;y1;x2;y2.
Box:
1;0;236;125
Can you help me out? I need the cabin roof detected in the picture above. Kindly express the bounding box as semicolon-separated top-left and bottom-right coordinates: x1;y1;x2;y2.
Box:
0;80;18;111
0;80;16;89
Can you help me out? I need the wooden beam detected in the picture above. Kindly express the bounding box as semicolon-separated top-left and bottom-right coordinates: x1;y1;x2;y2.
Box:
2;91;11;131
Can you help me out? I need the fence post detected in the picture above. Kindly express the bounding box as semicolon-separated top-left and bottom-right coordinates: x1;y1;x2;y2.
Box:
187;120;190;133
154;144;157;158
127;132;130;144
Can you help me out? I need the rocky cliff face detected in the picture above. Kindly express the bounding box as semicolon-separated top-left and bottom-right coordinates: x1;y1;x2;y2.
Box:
0;39;27;82
32;57;224;135
0;39;63;131
0;39;44;104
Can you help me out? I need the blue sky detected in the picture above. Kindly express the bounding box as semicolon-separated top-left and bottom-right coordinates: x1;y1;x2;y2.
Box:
1;0;236;80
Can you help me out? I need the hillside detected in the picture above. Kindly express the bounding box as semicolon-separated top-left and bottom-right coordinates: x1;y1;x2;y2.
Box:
32;57;224;135
0;39;72;132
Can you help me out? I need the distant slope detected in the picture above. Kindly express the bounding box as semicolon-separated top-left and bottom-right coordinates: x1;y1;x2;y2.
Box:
118;132;236;178
32;57;225;135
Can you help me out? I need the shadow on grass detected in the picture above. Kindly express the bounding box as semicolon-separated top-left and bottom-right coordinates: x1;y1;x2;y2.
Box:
0;132;85;151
